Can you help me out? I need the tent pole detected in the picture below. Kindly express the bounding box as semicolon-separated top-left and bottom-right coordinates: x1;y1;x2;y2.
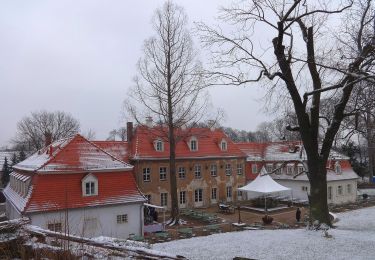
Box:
264;195;267;213
291;190;294;207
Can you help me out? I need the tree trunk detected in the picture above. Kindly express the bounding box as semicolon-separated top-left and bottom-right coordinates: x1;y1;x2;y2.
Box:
307;160;331;225
168;126;179;224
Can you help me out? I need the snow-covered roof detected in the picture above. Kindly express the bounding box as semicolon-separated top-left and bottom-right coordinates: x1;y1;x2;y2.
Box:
14;135;133;172
239;167;291;194
272;168;359;182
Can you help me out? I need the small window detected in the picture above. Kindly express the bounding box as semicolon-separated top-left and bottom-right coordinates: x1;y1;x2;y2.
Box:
178;167;186;179
161;193;168;206
347;184;352;194
225;163;232;176
159;167;167;181
266;164;273;173
155;139;163;151
237;164;243;175
195;189;203;202
82;174;98;197
297;165;304;174
275;163;282;174
287;165;294;175
117;214;128;224
210;164;217;177
179;191;186;205
337;185;343;195
226;186;232;198
221;140;227;151
211;188;217;200
302;186;308;192
252;164;258;174
237;186;243;197
190;137;198;151
335;162;342;174
143;168;151;182
194;164;201;178
47;223;62;232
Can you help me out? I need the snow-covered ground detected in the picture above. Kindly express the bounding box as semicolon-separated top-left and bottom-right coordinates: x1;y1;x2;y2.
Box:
153;207;375;260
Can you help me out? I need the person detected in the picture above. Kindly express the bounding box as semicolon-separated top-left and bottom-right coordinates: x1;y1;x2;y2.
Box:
296;207;301;222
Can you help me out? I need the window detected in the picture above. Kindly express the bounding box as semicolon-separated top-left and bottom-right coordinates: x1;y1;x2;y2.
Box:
347;184;352;194
211;188;217;200
117;214;128;224
252;164;258;174
155;139;163;151
275;163;282;174
221;140;227;151
194;164;201;178
225;163;232;176
143;168;151;182
302;186;308;192
195;189;203;202
237;164;243;175
335;162;342;174
179;191;186;205
297;164;304;174
337;185;343;195
226;186;232;198
178;166;186;179
190;137;198;151
161;193;168;206
287;165;294;175
159;167;167;181
328;186;332;200
266;164;273;173
210;164;217;177
47;222;62;232
237;186;243;199
145;194;151;203
82;173;98;197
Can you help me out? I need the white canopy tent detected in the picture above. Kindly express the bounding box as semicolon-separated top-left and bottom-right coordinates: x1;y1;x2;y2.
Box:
239;167;292;212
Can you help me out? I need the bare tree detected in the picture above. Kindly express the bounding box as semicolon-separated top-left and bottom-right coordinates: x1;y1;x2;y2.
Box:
13;110;80;152
126;1;211;224
198;0;375;225
107;127;127;141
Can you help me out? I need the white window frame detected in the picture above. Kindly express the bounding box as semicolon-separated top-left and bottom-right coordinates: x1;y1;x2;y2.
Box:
225;163;232;176
189;137;198;151
266;163;273;173
178;166;186;179
252;164;258;174
194;188;203;203
155;139;164;152
179;191;186;206
220;139;227;151
210;164;217;177
237;186;243;201
194;164;201;178
143;167;151;182
302;186;308;192
117;214;128;224
226;186;232;202
159;166;167;181
160;193;168;206
237;163;243;175
82;174;98;197
211;187;217;201
47;222;62;232
287;165;294;175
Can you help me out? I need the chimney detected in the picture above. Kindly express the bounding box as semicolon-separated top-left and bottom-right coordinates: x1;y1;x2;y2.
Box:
207;120;215;131
145;116;153;128
45;132;52;147
127;122;133;142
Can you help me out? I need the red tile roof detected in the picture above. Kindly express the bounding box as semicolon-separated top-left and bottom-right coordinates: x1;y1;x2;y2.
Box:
14;135;133;172
93;141;130;162
131;126;246;160
23;171;145;213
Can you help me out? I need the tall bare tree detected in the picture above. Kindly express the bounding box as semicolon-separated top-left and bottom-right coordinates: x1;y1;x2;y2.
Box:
13;110;80;152
198;0;375;225
127;1;210;224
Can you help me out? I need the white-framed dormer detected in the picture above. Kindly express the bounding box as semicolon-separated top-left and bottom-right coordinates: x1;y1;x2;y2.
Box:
154;139;164;152
220;139;227;151
335;161;342;174
82;173;98;197
189;136;198;151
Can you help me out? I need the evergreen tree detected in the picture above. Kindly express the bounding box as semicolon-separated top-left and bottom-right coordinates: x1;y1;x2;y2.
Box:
11;153;18;166
1;157;11;187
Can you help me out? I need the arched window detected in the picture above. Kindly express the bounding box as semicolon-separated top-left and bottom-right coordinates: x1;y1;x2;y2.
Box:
82;173;98;196
189;137;198;151
220;139;227;151
154;139;163;151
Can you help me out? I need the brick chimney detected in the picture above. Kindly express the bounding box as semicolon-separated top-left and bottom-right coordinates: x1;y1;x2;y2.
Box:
126;122;133;142
45;132;52;147
145;116;153;128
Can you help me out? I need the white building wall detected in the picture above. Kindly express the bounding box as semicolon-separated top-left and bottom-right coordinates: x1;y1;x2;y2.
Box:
27;203;143;239
5;201;22;219
276;179;357;205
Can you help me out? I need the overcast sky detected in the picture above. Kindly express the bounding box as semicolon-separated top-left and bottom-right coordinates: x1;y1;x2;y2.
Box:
0;0;275;148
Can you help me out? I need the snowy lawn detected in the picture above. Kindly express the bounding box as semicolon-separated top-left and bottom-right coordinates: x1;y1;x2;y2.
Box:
153;206;375;260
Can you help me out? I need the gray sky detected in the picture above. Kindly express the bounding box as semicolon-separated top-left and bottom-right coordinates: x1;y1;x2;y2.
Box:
0;0;273;147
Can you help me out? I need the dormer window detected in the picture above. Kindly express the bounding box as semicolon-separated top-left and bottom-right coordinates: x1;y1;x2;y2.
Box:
220;139;227;151
82;174;98;196
154;139;164;152
335;161;342;174
189;137;198;151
